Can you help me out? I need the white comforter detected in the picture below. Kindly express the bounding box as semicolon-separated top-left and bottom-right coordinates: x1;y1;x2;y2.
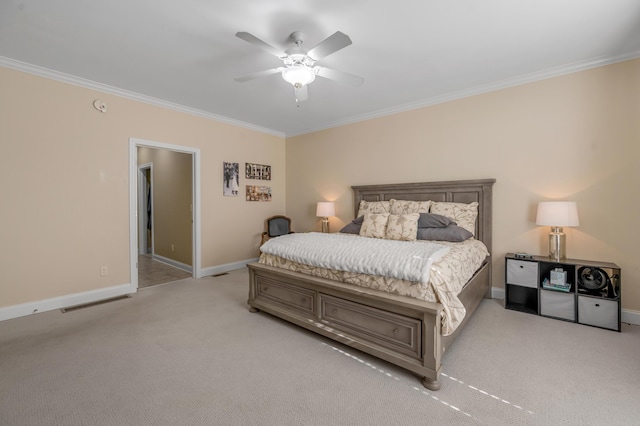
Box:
260;232;450;283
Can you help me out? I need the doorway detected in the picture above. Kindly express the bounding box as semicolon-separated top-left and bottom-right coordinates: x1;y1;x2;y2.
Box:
129;138;201;292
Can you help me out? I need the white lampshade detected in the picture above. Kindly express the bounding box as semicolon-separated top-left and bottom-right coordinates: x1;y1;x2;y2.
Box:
316;202;335;217
536;201;579;260
536;201;580;227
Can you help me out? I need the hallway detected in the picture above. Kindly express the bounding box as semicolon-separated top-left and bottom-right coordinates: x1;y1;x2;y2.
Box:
138;254;191;288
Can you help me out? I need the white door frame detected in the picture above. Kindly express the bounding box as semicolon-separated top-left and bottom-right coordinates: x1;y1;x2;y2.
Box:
129;138;201;292
137;162;153;255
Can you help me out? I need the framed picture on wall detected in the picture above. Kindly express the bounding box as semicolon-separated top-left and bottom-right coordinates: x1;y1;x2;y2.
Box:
245;163;271;180
246;185;271;202
223;162;240;196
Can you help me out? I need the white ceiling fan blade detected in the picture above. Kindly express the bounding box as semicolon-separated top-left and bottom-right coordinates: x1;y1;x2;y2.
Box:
307;31;352;60
294;85;308;103
236;32;287;58
316;66;364;86
234;67;284;82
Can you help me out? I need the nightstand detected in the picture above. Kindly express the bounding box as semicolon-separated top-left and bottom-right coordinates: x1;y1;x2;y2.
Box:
505;254;621;331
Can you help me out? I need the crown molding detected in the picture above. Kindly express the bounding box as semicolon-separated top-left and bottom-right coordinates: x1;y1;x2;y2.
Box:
286;50;640;137
3;51;638;139
0;56;285;138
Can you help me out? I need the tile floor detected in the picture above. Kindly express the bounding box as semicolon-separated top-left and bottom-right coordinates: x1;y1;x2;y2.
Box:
138;254;191;288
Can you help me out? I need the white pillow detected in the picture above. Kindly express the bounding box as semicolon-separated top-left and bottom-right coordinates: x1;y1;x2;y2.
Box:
385;213;420;241
430;201;479;236
389;199;431;215
359;213;390;239
357;200;390;218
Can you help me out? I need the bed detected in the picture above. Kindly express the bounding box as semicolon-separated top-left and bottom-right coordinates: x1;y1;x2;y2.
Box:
247;178;495;390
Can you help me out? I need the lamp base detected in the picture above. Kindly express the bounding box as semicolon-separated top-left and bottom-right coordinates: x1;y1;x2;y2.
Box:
321;217;330;233
548;226;566;261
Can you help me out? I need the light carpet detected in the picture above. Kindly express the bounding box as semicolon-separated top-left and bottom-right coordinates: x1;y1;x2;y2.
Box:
1;268;639;425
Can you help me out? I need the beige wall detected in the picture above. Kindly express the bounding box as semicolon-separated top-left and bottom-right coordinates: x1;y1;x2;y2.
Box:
1;59;638;314
0;67;285;308
138;147;193;265
286;59;640;312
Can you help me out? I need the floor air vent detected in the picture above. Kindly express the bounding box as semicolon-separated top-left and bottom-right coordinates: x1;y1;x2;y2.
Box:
211;272;229;277
61;294;132;313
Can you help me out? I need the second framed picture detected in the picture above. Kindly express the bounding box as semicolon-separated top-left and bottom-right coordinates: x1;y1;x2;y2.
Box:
245;163;271;180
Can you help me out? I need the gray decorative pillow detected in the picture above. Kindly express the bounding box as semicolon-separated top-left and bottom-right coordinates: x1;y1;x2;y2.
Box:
416;225;473;242
340;216;364;234
418;213;456;228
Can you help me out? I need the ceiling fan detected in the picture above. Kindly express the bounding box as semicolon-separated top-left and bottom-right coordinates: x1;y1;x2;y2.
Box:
234;31;364;103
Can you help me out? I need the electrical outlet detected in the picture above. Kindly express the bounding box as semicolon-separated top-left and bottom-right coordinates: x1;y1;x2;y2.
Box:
171;244;175;252
100;266;108;276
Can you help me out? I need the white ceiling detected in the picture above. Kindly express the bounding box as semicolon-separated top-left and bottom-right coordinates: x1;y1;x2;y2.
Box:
2;0;640;136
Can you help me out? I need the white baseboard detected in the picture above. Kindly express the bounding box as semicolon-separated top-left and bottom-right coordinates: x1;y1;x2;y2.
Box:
621;309;640;326
0;283;133;322
152;254;192;273
0;258;257;322
491;287;505;300
490;286;639;326
200;258;258;278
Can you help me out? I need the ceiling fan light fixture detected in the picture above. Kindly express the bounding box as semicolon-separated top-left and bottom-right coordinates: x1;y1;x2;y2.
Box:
282;65;316;87
235;30;362;102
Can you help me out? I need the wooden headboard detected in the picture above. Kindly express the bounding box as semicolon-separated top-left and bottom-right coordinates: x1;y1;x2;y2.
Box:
352;179;496;253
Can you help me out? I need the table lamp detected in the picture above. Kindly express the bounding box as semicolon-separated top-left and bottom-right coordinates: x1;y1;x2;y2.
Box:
316;202;335;233
536;201;579;261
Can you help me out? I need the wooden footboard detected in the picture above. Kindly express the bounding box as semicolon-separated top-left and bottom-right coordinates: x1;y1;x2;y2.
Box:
247;260;491;390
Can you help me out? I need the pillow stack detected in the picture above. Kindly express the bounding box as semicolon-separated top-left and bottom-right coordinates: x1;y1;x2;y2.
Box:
340;199;477;242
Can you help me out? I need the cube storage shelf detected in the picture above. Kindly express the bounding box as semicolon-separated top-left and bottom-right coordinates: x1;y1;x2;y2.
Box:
505;253;621;331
